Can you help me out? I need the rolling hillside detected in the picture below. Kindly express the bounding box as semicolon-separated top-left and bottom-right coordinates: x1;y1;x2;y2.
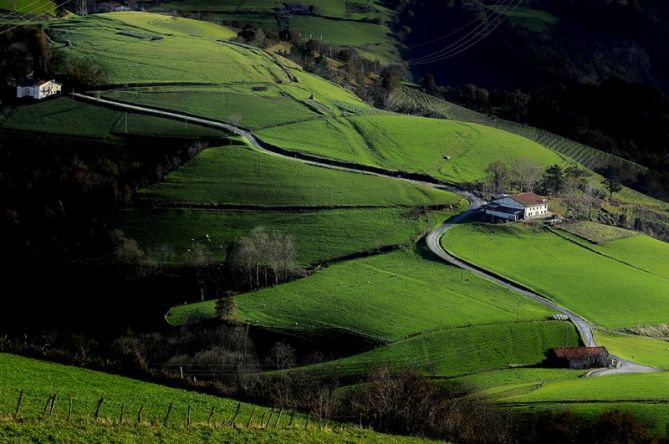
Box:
0;353;433;444
442;223;669;329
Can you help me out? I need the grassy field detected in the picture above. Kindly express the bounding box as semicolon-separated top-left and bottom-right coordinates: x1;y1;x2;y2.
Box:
0;353;432;444
1;96;222;140
0;0;55;15
150;0;398;62
294;321;579;378
499;372;669;404
452;367;585;391
168;249;554;337
559;221;638;243
256;114;566;184
136;145;461;207
443;223;669;329
595;330;669;369
47;13;286;85
120;207;442;266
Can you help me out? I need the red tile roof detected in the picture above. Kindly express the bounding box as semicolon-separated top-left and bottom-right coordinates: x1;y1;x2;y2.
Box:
551;347;609;360
510;192;546;207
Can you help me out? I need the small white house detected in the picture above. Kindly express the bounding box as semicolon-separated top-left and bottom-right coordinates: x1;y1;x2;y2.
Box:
16;79;62;100
484;192;548;221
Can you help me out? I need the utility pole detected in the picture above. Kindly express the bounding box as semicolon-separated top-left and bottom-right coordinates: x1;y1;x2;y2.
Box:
124;112;128;133
76;0;88;16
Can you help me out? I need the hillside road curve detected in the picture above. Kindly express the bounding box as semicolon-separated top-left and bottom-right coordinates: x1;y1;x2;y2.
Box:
76;93;658;376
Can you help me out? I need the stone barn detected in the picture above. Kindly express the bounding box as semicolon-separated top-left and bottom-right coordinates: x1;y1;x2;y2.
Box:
546;346;610;369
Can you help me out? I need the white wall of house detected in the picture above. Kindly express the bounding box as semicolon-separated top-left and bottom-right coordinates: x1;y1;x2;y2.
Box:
524;203;548;219
16;80;62;100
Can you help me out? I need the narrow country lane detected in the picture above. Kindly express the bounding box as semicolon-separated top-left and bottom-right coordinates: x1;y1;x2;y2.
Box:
76;93;659;376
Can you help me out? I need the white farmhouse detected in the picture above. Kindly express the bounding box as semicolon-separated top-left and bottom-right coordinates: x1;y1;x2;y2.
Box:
484;192;548;221
16;79;62;100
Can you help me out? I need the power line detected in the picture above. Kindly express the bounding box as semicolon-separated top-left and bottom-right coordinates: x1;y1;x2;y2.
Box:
0;0;72;37
405;0;513;50
406;0;515;63
407;0;522;65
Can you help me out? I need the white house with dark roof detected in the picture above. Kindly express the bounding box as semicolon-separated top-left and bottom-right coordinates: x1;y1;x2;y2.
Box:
16;79;62;100
484;192;548;221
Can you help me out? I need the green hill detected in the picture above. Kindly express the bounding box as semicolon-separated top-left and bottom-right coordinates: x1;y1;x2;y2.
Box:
168;249;554;338
0;353;433;443
293;321;578;378
443;223;669;329
255;114;566;185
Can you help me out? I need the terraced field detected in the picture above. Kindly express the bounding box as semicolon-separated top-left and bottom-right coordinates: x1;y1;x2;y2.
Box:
0;96;222;140
168;250;555;337
0;353;430;444
0;0;55;15
295;321;579;378
151;1;398;62
135;144;458;207
121;207;441;266
255;114;566;184
121;142;463;266
443;223;669;329
397;86;648;181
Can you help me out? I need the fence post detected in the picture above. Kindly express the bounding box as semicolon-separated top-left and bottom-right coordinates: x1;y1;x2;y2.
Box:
48;394;58;418
14;390;23;419
304;413;310;431
137;405;144;424
186;404;191;428
265;409;274;429
94;398;104;420
119;402;125;424
163;402;173;427
42;394;51;418
258;411;266;429
274;408;283;428
288;410;295;428
67;398;73;422
245;408;255;428
208;406;215;426
229;402;241;429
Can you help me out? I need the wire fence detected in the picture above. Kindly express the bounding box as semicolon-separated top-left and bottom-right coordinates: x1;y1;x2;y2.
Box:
0;386;354;433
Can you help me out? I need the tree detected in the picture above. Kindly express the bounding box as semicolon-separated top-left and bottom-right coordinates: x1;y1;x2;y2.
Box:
511;157;542;192
485;160;510;194
215;297;236;321
421;73;437;93
542;164;565;196
601;167;623;199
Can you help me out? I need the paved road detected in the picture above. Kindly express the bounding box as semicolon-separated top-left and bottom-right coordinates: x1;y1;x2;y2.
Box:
77;93;658;376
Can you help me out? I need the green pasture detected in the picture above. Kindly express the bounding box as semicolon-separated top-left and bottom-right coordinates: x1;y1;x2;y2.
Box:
295;321;578;378
168;249;554;337
121;207;440;266
47;13;286;85
256;114;566;184
0;353;430;444
452;367;585;392
499;372;669;404
137;145;462;207
558;221;638;244
1;96;220;140
595;330;669;370
0;0;55;15
443;223;669;329
154;0;391;20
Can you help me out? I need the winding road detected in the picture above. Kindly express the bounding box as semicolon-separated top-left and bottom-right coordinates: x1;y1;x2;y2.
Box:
76;93;658;376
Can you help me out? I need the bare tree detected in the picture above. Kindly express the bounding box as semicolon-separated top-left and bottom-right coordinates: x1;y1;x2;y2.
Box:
511;157;542;192
485;160;510;195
